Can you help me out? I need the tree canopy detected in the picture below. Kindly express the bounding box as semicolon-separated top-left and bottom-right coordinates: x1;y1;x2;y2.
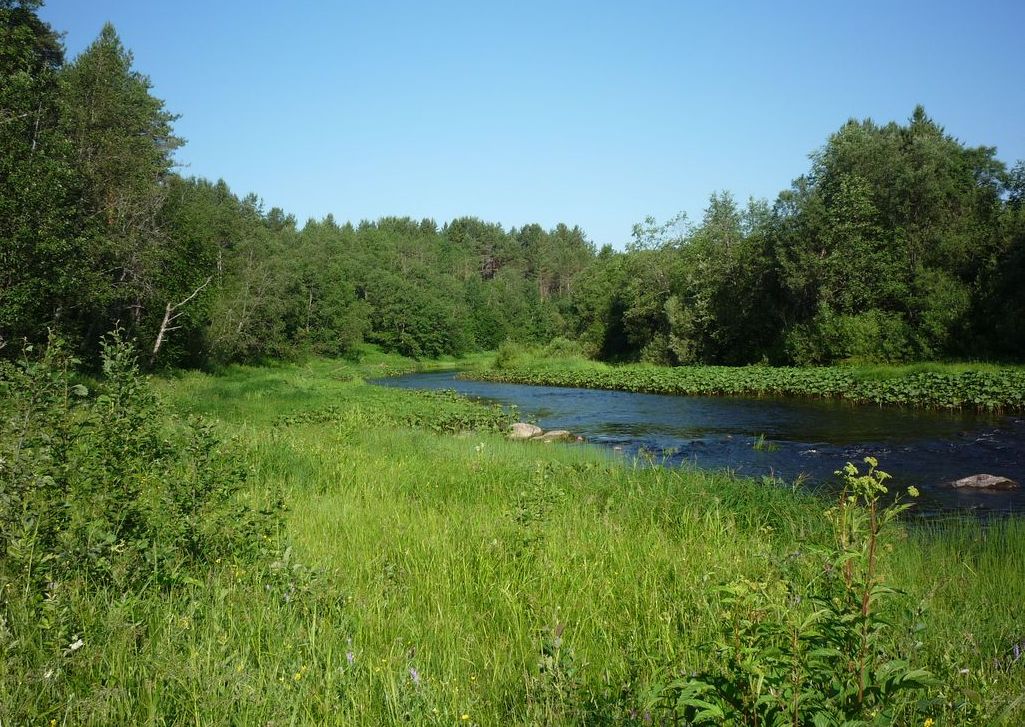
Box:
2;5;1023;367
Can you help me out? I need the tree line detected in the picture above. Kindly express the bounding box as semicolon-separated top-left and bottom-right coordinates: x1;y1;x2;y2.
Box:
578;111;1025;365
3;2;1024;368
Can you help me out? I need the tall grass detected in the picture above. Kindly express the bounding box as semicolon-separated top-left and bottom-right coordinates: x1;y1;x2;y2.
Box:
4;352;1024;724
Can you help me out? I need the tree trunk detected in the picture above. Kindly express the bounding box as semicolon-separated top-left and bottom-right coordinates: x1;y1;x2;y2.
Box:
150;276;211;364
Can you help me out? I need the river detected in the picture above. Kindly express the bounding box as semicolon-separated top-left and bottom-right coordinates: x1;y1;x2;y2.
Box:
375;370;1025;515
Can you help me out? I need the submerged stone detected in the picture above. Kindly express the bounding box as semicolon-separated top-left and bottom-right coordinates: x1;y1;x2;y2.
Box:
950;474;1021;490
536;429;573;443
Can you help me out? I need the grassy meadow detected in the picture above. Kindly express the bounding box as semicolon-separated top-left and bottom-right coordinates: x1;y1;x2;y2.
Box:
3;351;1025;724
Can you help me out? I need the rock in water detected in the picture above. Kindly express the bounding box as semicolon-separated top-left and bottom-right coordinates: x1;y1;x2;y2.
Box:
950;474;1020;490
537;430;573;443
509;422;543;440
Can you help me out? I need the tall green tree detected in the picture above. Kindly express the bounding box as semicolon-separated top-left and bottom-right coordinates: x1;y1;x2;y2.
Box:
976;161;1025;358
772;107;1006;362
59;22;184;350
0;1;86;350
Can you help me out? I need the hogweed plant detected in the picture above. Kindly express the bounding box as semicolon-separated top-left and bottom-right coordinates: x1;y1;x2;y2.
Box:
658;457;937;725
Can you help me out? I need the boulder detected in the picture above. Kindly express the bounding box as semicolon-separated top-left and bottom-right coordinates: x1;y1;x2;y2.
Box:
950;474;1020;490
509;422;543;440
536;429;573;443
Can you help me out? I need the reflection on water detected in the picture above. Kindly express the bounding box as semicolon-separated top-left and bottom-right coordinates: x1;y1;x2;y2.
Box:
375;371;1025;516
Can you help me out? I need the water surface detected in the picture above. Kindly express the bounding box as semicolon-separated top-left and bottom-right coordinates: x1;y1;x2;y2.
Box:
376;370;1025;515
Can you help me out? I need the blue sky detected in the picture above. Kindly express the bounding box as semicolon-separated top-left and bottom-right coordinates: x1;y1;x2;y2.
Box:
41;0;1025;248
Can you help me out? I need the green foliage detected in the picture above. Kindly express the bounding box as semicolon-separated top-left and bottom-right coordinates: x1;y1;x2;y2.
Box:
0;4;596;366
493;339;528;369
658;459;935;725
557;110;1021;367
363;268;471;359
6;4;1024;372
0;3;85;349
565;194;784;366
3;355;1022;723
273;389;511;435
525;622;587;724
786;307;915;365
3;2;1024;372
771;108;1008;364
58;23;186;353
0;331;278;606
752;433;780;452
543;336;585;359
470;358;1025;412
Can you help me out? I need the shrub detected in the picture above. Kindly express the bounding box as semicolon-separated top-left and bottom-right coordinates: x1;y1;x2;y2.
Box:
542;336;585;359
639;333;673;365
787;307;915;364
0;332;279;605
656;458;937;725
494;339;528;369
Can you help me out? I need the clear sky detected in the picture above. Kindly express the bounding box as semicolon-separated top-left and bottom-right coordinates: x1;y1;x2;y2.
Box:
40;0;1025;248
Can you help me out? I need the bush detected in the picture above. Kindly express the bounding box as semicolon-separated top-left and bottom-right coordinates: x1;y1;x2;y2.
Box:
655;459;936;724
0;332;279;605
542;336;585;359
639;333;673;365
494;339;529;369
0;333;291;725
787;307;915;364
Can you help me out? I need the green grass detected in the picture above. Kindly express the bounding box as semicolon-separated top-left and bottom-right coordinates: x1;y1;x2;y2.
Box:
6;352;1025;724
466;353;1025;412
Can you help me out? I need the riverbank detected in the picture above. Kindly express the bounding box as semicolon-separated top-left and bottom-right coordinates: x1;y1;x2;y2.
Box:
464;353;1025;412
3;351;1024;723
376;368;1025;513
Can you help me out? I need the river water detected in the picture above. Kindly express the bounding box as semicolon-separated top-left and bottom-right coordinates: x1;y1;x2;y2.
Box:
375;370;1025;515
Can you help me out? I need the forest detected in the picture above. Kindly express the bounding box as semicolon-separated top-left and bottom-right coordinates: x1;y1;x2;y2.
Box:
3;4;1025;370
